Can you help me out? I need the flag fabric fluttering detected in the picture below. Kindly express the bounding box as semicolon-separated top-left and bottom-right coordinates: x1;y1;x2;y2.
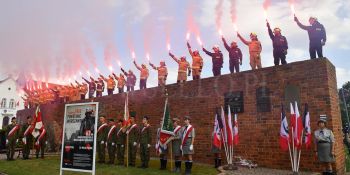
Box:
226;107;233;147
123;93;130;127
32;106;43;138
213;113;222;148
294;102;303;149
233;113;239;145
302;103;311;149
279;104;289;151
159;98;174;147
221;106;227;143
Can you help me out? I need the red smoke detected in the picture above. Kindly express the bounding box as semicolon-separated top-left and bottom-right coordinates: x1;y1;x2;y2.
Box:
215;0;224;30
263;0;271;10
230;0;237;24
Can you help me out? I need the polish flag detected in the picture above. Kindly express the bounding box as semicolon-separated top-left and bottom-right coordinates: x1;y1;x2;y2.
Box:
233;113;239;145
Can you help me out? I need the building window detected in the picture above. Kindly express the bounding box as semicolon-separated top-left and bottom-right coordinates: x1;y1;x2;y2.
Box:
2;116;9;128
9;99;15;109
1;98;6;108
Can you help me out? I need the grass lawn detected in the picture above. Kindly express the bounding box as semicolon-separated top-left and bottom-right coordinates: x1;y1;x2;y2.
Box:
0;156;218;175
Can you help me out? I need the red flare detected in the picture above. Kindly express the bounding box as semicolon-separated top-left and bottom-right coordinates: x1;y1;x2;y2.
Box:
108;65;113;72
94;68;100;74
290;4;296;16
146;53;150;61
264;10;268;21
132;51;136;60
79;71;82;76
196;36;203;46
46;82;49;88
218;29;223;36
118;61;121;67
87;71;91;76
233;23;238;32
186;32;191;41
167;43;171;51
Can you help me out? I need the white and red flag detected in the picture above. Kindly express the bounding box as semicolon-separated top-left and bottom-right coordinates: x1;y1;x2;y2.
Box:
291;102;303;149
32;106;43;138
220;106;227;143
302;103;311;149
213;113;222;148
233;113;239;145
226;106;233;146
279;104;289;151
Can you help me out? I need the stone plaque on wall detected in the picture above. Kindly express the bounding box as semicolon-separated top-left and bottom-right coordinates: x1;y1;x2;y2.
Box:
224;91;244;113
256;87;271;112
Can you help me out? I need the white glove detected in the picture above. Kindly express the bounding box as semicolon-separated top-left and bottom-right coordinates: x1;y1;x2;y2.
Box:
180;145;183;151
159;149;162;154
22;138;27;145
45;141;48;145
101;141;105;145
16;139;19;143
155;143;158;149
189;144;193;151
147;144;151;148
6;139;8;145
133;142;137;146
112;142;115;146
121;145;124;148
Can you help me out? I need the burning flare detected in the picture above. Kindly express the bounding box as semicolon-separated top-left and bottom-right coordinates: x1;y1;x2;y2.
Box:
196;36;203;46
167;43;171;51
186;32;191;41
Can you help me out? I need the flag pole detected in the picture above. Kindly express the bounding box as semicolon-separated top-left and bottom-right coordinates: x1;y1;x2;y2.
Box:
288;140;294;172
220;132;229;164
297;130;304;172
126;134;129;167
291;127;295;172
170;142;173;172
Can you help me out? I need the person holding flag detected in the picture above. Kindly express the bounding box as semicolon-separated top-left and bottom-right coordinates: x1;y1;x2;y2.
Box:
116;119;126;166
106;119;117;164
97;116;108;163
5;117;20;161
171;117;183;173
156;118;168;170
126;112;139;167
181;116;195;175
21;116;34;160
138;116;152;169
34;125;46;159
211;113;222;168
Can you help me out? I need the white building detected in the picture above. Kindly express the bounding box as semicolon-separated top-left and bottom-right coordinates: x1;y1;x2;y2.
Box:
0;76;24;129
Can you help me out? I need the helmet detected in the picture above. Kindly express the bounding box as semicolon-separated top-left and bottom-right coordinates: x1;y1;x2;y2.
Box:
212;45;219;49
309;16;317;21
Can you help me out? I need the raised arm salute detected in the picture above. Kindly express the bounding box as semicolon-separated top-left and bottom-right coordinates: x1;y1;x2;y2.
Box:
267;22;288;66
149;61;168;86
187;42;203;80
100;74;116;95
82;77;96;98
221;36;242;73
112;72;126;93
169;51;191;83
237;32;262;70
202;45;223;76
133;60;149;90
121;67;136;91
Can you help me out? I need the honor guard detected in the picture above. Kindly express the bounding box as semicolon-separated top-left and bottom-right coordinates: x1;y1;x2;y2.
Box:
181;116;195;175
133;61;149;90
237;32;262;70
6;117;20;160
267;22;288;66
126;112;139;167
116;119;126;165
113;73;126;93
121;68;137;92
187;42;204;80
202;45;224;76
100;74;116;95
169;52;191;83
149;61;168;86
21;116;34;159
34;126;46;159
294;16;326;59
97;116;108;163
82;77;96;98
221;36;243;73
156;118;168;170
171;117;183;173
107;119;117;164
138;116;152;169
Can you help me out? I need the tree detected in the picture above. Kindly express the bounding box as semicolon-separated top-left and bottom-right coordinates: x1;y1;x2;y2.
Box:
339;81;350;128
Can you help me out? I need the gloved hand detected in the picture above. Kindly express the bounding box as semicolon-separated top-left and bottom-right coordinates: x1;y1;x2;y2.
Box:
101;141;105;145
133;142;137;146
22;138;26;145
266;22;270;28
240;61;242;65
190;144;194;151
188;70;191;76
169;52;174;57
187;42;191;48
16;139;19;143
147;144;151;148
121;145;124;148
159;149;162;154
180;145;183;151
6;139;8;145
112;142;115;146
294;16;298;22
45;141;48;145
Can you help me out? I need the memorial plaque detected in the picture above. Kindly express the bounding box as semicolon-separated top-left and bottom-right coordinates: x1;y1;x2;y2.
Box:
256;87;271;112
224;91;244;113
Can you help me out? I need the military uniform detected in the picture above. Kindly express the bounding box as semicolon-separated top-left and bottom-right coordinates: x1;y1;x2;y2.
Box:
202;48;224;76
121;68;136;91
267;25;288;66
238;34;262;70
35;128;46;159
181;124;195;174
107;124;117;164
97;122;108;163
116;126;126;165
222;38;243;73
21;123;34;159
139;124;151;168
172;125;183;172
6;123;20;160
187;44;203;80
126;123;139;166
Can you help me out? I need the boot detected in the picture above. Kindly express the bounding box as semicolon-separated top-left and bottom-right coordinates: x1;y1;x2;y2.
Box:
214;158;218;168
217;158;222;168
188;161;193;174
185;161;190;175
159;159;165;170
163;159;167;170
174;161;181;173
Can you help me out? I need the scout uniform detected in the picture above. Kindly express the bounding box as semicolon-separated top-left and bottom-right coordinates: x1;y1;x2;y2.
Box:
116;123;126;165
169;53;191;83
238;33;262;70
139;120;151;168
314;120;335;163
35;127;46;159
126;120;139;166
6;119;20;160
181;118;195;175
21;120;34;159
187;43;203;80
97;121;108;163
134;61;149;90
172;122;183;173
107;121;117;164
150;62;168;86
157;127;168;170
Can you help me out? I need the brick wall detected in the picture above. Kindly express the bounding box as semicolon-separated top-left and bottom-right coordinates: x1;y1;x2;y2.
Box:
17;58;345;173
